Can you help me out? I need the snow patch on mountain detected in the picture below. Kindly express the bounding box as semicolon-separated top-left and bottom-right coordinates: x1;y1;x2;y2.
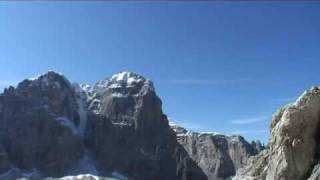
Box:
80;84;93;94
66;151;98;176
110;71;144;86
107;71;149;92
74;84;88;135
92;79;109;95
57;174;99;180
79;71;155;115
169;121;221;136
111;171;128;180
55;117;78;135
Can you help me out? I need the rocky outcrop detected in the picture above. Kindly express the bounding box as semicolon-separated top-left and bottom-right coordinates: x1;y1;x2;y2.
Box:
234;87;320;180
308;163;320;180
170;122;264;179
0;71;261;180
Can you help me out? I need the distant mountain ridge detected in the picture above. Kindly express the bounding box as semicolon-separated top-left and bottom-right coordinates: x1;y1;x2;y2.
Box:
0;71;262;180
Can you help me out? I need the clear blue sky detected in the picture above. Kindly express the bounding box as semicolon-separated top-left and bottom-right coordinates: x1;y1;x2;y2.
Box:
1;2;320;143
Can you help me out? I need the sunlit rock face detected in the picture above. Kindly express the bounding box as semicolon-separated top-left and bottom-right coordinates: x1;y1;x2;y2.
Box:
169;122;264;180
234;87;320;180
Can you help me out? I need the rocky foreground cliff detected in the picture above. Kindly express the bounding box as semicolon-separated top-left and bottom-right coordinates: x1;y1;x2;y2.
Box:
0;71;261;180
234;87;320;180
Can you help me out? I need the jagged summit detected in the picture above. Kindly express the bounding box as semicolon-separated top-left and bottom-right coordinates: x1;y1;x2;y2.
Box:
15;70;71;92
91;71;154;95
110;71;146;85
80;72;155;115
1;71;70;95
27;70;68;84
74;71;155;115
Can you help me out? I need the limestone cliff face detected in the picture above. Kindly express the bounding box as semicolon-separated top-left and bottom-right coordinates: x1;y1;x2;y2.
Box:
234;87;320;180
85;72;207;180
170;122;263;180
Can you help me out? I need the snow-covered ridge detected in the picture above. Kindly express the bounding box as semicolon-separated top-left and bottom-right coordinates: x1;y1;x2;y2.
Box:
105;71;153;89
107;71;152;92
110;71;145;85
91;71;146;91
27;71;151;97
82;71;154;100
73;84;88;135
169;121;245;139
169;121;221;137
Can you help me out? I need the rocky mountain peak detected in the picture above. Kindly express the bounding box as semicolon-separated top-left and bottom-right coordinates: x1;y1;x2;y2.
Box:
84;72;155;115
109;71;146;86
90;71;154;98
14;71;72;96
28;70;70;87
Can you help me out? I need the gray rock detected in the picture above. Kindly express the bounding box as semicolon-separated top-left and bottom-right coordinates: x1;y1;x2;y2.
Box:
0;71;84;177
308;164;320;180
170;123;263;179
235;86;320;180
0;71;261;180
86;72;207;180
251;141;264;154
233;149;268;179
0;144;11;174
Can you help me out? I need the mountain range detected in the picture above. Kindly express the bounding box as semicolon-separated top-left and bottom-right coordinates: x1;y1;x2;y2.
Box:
7;70;319;180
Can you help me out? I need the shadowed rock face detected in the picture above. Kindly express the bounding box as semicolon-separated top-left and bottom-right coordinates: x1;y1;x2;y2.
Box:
0;144;11;174
250;141;264;154
234;87;320;180
0;71;261;180
0;71;84;177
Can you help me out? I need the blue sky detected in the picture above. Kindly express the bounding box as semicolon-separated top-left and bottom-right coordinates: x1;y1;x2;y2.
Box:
1;2;320;143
